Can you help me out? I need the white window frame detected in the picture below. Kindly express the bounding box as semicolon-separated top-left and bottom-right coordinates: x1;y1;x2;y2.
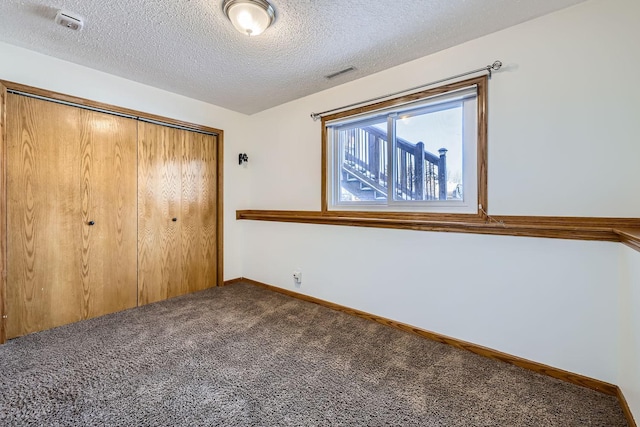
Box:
323;77;486;215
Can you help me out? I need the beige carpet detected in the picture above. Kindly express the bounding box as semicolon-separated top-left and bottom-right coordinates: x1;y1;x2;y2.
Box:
0;282;627;426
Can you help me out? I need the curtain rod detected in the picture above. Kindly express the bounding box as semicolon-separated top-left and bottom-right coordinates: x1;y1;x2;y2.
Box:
310;60;502;121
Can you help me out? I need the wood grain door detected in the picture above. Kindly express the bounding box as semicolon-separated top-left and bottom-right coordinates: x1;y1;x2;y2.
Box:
138;122;217;304
180;132;217;295
80;109;138;318
138;122;182;305
6;94;137;338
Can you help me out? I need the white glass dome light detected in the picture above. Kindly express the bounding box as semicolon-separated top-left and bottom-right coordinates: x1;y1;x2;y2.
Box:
223;0;275;37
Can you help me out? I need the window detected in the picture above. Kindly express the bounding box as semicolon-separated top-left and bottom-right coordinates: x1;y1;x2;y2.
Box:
323;76;486;215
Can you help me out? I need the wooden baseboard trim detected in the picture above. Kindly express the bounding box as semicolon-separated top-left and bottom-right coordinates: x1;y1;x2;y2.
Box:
222;278;244;287
228;277;618;396
617;387;638;427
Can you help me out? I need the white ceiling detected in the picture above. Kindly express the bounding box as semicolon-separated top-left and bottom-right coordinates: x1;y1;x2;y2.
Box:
0;0;586;115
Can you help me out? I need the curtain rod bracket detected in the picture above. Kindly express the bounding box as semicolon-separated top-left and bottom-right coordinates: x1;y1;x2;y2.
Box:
488;60;502;78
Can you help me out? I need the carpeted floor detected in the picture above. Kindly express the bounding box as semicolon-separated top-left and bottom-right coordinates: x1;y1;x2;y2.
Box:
0;282;627;426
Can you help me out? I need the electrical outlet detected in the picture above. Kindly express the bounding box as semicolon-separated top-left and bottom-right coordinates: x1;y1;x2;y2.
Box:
293;270;302;285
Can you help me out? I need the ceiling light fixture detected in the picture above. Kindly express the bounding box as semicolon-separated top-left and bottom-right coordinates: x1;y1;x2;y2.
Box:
222;0;275;37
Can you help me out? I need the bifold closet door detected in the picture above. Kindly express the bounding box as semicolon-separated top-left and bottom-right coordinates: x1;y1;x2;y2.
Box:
137;123;182;304
180;131;217;295
6;94;138;339
137;122;217;305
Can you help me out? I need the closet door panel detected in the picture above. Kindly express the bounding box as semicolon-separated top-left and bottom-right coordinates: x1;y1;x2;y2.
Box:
6;95;139;338
7;95;83;338
181;132;217;294
138;122;182;305
81;111;138;317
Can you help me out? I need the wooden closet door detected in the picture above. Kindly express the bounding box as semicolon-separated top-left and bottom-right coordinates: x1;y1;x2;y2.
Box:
138;123;218;304
137;122;182;304
6;94;137;338
80;110;138;318
181;132;217;294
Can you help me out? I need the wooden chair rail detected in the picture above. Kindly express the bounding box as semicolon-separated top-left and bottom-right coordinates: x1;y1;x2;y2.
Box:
616;228;640;252
236;210;640;247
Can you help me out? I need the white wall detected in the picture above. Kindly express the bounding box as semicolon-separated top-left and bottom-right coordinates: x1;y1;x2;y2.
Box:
244;222;619;381
0;41;251;280
247;0;640;217
620;246;640;420
242;0;640;388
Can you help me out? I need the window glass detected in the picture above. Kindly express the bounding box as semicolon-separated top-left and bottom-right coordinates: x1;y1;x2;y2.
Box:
326;82;480;213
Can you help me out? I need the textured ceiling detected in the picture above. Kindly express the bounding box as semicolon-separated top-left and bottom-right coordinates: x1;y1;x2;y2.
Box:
0;0;586;114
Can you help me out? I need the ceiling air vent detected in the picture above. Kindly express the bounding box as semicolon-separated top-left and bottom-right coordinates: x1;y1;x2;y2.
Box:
55;10;84;31
325;66;356;80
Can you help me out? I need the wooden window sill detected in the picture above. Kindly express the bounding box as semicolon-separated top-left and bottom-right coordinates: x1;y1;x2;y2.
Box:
236;210;640;249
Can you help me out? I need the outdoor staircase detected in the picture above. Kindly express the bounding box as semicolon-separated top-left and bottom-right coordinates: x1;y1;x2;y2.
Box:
340;125;447;201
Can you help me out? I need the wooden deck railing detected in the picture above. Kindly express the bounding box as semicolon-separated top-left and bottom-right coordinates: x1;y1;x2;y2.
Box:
340;126;447;200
